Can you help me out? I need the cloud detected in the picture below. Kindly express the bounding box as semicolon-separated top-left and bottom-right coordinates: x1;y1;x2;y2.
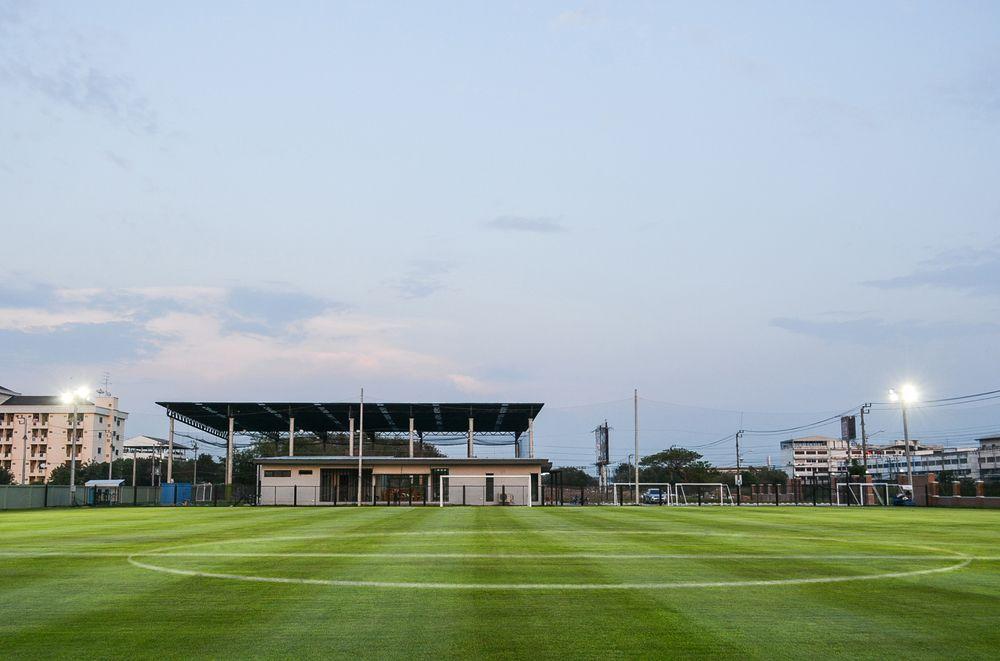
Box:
0;308;124;332
486;215;566;233
771;316;1000;345
447;374;497;394
386;260;454;300
864;241;1000;296
0;5;157;133
944;63;1000;121
553;9;605;28
0;276;477;390
105;150;132;171
223;286;343;333
0;322;153;367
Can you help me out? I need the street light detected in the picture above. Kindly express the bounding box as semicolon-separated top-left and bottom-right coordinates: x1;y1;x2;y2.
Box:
61;387;89;503
888;384;918;487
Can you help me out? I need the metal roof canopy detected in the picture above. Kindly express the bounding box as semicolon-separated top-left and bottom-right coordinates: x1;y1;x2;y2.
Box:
156;402;543;441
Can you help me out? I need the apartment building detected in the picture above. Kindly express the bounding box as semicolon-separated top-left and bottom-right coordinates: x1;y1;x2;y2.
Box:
979;436;1000;479
779;435;860;478
0;386;128;484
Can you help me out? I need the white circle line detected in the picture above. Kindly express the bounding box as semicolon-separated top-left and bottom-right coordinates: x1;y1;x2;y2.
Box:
0;551;994;560
125;555;973;590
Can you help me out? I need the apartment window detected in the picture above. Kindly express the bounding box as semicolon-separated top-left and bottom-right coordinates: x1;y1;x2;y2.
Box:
264;470;292;478
298;469;313;475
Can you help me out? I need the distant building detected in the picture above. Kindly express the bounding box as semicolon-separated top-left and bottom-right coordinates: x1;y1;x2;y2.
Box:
0;388;128;484
866;446;980;481
779;435;935;479
978;436;1000;479
779;435;862;478
123;435;190;458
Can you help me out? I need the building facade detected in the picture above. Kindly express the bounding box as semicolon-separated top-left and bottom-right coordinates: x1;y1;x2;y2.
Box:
0;388;128;484
978;436;1000;479
255;456;550;506
779;436;857;478
780;435;947;479
866;446;980;481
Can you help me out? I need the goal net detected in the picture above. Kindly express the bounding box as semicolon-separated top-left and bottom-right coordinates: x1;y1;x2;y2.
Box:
675;483;735;506
838;482;898;506
611;483;674;505
437;474;535;507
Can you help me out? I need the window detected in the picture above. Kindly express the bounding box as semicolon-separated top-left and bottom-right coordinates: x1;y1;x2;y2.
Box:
298;469;313;475
264;470;292;478
485;473;494;502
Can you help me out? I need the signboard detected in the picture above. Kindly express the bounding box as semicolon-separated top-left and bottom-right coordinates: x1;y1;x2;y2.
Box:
431;468;449;476
841;415;857;441
735;474;743;487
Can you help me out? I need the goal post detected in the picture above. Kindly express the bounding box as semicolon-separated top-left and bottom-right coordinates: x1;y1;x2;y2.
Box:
610;482;674;505
675;483;735;506
839;482;896;506
438;474;534;507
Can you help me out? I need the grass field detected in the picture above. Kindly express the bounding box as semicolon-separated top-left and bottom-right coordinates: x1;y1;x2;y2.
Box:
1;506;998;659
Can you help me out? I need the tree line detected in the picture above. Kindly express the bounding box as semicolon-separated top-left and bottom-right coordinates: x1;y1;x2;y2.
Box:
545;447;788;487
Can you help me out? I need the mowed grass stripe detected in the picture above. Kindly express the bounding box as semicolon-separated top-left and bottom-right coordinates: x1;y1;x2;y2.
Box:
1;506;999;659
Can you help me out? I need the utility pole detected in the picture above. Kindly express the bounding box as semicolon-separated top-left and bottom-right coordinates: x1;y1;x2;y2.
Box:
633;389;639;505
735;429;744;506
859;404;871;471
192;442;199;486
131;449;137;487
356;387;365;506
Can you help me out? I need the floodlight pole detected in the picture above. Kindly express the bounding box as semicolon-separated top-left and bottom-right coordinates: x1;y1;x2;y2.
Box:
288;415;295;457
900;400;913;487
356;388;364;506
634;389;639;505
69;400;79;501
16;415;27;484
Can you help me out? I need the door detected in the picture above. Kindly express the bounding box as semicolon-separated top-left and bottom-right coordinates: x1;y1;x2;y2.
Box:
320;469;337;502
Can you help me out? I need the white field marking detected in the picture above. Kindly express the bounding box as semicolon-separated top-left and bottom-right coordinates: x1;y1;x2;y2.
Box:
1;551;996;561
125;552;986;560
125;555;973;590
121;533;979;590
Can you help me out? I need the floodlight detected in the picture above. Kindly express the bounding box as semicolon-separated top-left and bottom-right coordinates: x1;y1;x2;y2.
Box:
900;383;918;403
60;391;73;404
75;386;89;400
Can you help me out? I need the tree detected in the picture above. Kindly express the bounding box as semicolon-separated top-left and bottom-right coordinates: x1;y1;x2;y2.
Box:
545;467;597;487
0;465;13;485
639;447;719;483
847;459;866;478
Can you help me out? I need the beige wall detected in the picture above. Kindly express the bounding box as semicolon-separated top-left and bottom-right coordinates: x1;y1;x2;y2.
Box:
257;462;543;506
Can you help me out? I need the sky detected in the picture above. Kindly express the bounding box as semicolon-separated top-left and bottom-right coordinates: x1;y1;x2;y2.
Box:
2;1;1000;468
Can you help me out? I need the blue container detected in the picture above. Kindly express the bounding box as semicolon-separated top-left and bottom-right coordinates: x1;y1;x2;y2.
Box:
161;482;193;505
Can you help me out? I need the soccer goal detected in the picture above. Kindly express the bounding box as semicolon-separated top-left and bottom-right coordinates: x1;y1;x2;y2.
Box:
674;483;735;506
193;483;213;503
438;474;535;507
839;482;897;506
611;483;674;505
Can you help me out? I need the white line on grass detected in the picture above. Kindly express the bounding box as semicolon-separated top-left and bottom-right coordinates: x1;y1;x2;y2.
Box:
125;555;973;590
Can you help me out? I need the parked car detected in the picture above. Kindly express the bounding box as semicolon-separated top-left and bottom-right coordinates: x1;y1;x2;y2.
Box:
642;488;665;504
